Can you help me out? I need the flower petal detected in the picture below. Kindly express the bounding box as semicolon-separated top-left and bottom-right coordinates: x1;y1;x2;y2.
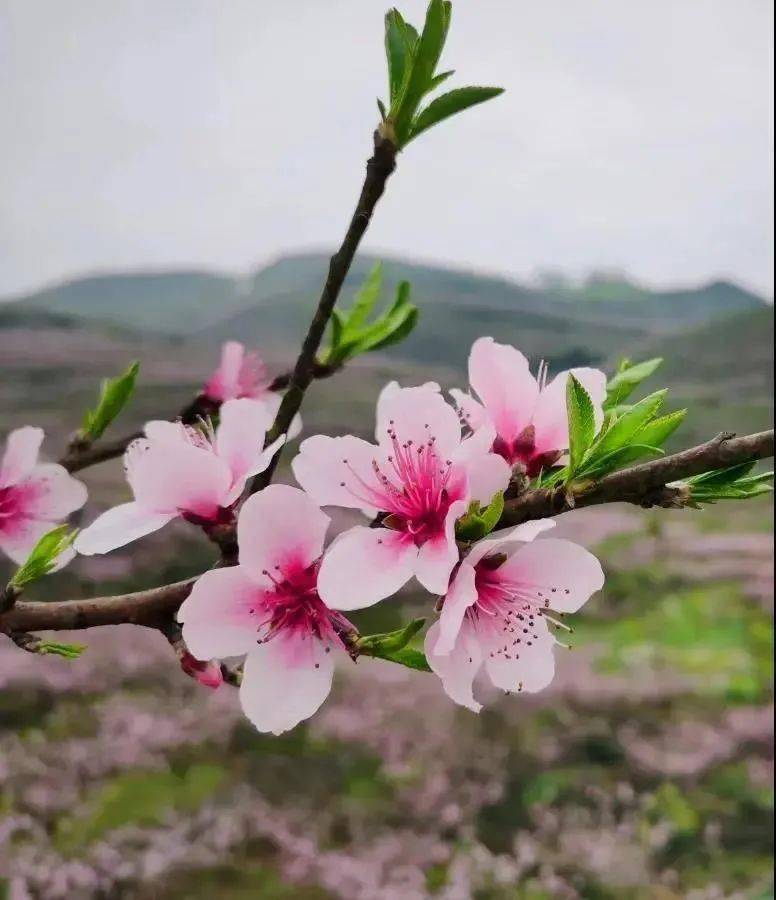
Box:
482;614;556;694
0;516;55;566
317;526;416;610
532;367;607;455
204;340;245;402
499;537;605;613
450;387;489;434
291;434;381;510
454;431;511;506
126;436;232;518
436;561;477;655
466;519;556;569
375;381;462;458
240;636;334;734
468;337;539;443
413;499;468;594
74;502;176;555
237;484;330;586
425;620;483;713
178;566;265;660
216;398;285;504
1;427;44;487
20;464;88;519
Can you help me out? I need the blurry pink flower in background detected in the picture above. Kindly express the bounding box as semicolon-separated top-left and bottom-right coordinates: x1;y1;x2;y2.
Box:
293;381;511;610
75;399;284;555
203;340;301;438
451;337;607;476
425;520;605;711
0;426;87;566
178;485;355;734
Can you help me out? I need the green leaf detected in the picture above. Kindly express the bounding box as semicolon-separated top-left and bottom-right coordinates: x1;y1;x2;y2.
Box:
425;68;455;95
11;525;78;589
36;640;86;659
684;463;774;504
581;444;665;477
377;97;387;120
636;409;687;448
82;361;139;441
370;645;432;672
566;374;597;475
605;357;663;409
588;389;667;464
393;0;448;143
408;86;505;143
356;617;426;656
347;262;383;330
455;491;505;541
384;9;416;103
364;305;419;351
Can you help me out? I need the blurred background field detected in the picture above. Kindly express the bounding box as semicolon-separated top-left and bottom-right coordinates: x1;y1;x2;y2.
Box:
0;256;773;898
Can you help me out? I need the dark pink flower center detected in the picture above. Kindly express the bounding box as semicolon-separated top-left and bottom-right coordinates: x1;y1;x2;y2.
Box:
251;560;353;659
342;423;456;547
0;483;35;531
465;555;573;661
492;427;562;477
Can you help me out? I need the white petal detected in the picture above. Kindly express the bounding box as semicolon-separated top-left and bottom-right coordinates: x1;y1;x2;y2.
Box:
413;499;468;594
74;502;175;555
240;636;334;734
1;426;44;487
425;620;483;713
482;614;556;694
436;562;478;656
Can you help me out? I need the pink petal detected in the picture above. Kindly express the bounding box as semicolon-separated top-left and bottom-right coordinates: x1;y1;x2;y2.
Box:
449;388;488;432
425;620;483;713
0;516;54;566
468;338;539;443
317;526;416;611
499;537;605;613
532;367;607;455
466;519;556;569
1;427;44;487
240;635;334;734
20;464;88;519
454;434;511;507
413;499;468;594
375;381;462;458
126;436;232;518
143;421;187;444
178;566;265;660
204;340;245;401
291;434;380;510
436;561;477;655
74;502;176;555
216;398;285;504
237;484;330;587
482;614;557;694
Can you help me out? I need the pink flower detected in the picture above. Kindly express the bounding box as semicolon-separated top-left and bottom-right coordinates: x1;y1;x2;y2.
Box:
203;341;270;403
451;337;607;476
424;520;605;711
0;427;87;566
292;381;511;610
203;341;302;439
75;398;284;555
178;484;355;734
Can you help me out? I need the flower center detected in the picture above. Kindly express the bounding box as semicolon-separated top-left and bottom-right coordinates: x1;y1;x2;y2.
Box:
342;422;454;545
252;561;352;655
493;426;562;477
0;486;19;520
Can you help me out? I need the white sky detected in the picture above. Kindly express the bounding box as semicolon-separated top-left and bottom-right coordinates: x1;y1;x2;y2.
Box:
1;0;773;298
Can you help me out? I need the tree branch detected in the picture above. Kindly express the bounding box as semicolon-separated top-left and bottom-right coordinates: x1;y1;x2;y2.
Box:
249;131;397;494
499;429;775;526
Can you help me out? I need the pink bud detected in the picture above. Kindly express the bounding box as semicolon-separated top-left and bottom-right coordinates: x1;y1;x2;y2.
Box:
180;651;223;689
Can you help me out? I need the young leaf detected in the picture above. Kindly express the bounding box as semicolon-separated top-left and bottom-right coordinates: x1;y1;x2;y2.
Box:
566;374;597;475
683;465;773;504
11;525;78;589
605;357;663;408
588;389;667;463
356;617;426;655
635;409;687;449
37;640;87;659
425;69;455;95
393;0;448;142
384;9;415;103
368;645;433;672
365;305;419;351
82;361;139;441
455;492;506;542
408;86;505;143
347;262;383;330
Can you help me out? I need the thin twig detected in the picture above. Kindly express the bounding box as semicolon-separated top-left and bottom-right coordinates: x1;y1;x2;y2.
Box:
249;131;397;494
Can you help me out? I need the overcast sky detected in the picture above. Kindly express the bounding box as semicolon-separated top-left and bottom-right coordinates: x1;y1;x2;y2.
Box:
1;0;773;299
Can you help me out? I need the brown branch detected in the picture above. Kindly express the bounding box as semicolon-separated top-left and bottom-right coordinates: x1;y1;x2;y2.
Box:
249;131;397;494
0;578;196;635
499;429;775;526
